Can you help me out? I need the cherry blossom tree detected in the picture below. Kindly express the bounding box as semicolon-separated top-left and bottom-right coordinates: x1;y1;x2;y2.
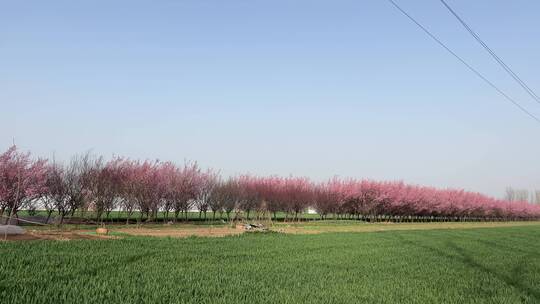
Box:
42;162;68;223
237;175;263;220
281;177;313;221
61;153;94;222
220;178;241;221
86;156;127;223
194;169;219;220
207;178;226;220
0;146;48;224
258;176;285;220
177;162;201;221
2;145;540;224
116;159;142;224
313;180;341;219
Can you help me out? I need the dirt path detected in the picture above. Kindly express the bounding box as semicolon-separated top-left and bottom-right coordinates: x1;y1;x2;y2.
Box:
1;230;115;241
115;221;540;238
115;226;244;238
5;221;540;241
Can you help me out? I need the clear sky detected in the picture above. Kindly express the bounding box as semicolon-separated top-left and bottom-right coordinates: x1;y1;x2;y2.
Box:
1;0;539;198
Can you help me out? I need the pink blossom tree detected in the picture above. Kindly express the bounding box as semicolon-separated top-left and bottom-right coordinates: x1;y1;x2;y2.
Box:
168;161;201;221
194;169;219;220
0;146;48;224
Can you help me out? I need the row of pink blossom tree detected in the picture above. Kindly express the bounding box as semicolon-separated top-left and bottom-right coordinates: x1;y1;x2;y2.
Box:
1;145;540;224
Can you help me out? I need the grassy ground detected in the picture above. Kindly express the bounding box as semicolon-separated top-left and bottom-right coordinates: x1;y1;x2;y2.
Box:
1;226;540;303
16;210;322;223
272;220;540;234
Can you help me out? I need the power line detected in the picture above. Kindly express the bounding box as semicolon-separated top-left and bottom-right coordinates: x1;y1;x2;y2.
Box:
439;0;540;105
386;0;540;125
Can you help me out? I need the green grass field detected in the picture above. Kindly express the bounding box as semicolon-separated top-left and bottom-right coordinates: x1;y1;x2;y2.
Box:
1;226;540;303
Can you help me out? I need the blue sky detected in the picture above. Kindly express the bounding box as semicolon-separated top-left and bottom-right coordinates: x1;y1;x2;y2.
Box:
1;0;539;197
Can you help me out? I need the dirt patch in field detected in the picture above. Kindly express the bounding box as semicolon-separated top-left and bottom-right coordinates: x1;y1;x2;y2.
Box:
6;221;539;240
1;230;116;241
115;226;244;238
109;222;540;238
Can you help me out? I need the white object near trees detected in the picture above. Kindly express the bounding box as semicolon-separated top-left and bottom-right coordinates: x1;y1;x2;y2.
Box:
0;225;25;235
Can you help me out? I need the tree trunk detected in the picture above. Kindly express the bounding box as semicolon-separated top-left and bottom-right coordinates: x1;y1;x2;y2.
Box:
5;207;13;225
46;210;53;224
96;210;103;224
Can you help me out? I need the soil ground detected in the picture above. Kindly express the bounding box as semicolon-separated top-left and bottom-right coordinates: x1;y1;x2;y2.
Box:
114;226;244;238
1;230;116;241
3;221;540;241
111;221;540;238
